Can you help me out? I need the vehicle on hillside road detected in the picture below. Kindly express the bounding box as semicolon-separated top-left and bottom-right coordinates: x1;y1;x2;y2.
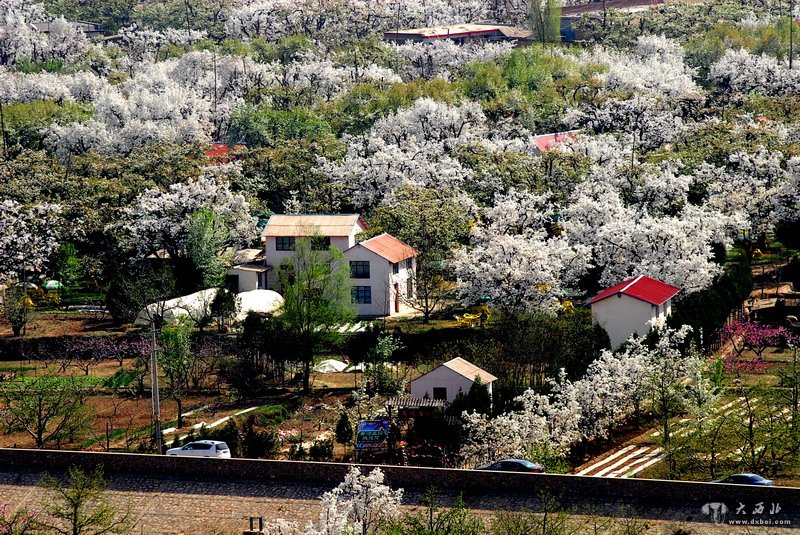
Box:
476;459;545;473
166;440;231;458
712;473;774;486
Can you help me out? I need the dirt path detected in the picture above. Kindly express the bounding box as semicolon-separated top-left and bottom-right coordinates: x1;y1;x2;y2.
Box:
574;397;760;480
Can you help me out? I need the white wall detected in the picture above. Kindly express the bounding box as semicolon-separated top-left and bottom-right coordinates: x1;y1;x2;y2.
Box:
264;233;359;290
410;366;487;403
330;236;352;251
229;268;260;293
264;237;293;289
343;246;416;317
591;294;658;349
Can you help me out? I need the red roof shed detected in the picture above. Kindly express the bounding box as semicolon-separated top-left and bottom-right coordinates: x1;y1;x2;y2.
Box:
589;275;680;307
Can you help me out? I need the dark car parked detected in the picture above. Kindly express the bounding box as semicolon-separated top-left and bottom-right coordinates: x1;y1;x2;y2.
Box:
476;459;545;473
713;473;774;486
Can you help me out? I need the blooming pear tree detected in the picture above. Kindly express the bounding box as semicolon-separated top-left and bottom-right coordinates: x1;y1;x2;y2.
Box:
461;324;710;463
0;200;62;283
709;48;800;96
321;98;487;211
118;171;257;258
299;466;402;535
390;40;515;80
452;189;590;312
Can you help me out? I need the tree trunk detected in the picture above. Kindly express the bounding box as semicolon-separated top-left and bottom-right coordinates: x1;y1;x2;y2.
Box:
303;357;311;392
176;395;183;429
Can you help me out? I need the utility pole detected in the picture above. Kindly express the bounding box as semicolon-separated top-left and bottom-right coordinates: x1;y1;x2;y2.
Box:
790;0;795;70
150;318;162;453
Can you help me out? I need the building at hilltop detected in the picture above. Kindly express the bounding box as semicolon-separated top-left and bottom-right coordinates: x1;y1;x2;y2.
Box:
383;23;532;44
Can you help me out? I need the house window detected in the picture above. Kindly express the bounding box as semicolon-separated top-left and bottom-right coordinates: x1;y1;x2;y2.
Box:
257;272;266;289
310;236;331;250
350;261;370;279
432;387;447;400
392;262;399;274
275;237;295;251
405;258;413;269
352;286;372;304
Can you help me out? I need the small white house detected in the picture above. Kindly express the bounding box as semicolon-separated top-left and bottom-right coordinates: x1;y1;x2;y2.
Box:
343;233;417;317
410;357;497;404
228;248;269;293
589;275;680;349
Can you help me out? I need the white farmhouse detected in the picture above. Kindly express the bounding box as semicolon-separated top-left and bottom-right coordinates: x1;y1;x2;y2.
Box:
410;357;497;404
229;214;418;318
260;214;368;289
589;275;680;349
344;233;417;317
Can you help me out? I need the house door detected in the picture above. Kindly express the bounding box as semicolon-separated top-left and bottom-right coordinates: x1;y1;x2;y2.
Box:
394;283;400;313
225;274;239;292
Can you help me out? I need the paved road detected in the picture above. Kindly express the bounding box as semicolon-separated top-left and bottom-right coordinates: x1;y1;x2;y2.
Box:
1;469;795;534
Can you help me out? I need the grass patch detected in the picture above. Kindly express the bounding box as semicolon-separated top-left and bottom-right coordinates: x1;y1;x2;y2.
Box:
0;365;36;373
12;375;106;389
102;369;140;389
247;405;291;426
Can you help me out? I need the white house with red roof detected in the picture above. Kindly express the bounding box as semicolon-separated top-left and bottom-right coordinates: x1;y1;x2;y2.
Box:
588;275;681;349
343;233;417;317
230;214;417;317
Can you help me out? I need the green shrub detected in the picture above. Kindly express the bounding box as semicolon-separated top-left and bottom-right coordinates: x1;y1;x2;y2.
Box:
288;443;308;460
241;416;279;458
102;369;139;390
335;411;353;445
668;260;753;351
309;438;333;461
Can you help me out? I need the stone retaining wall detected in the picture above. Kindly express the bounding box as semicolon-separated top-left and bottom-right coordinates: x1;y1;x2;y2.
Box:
0;448;797;509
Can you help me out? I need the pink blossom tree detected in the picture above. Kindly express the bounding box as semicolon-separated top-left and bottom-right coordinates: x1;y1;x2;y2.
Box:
721;319;787;360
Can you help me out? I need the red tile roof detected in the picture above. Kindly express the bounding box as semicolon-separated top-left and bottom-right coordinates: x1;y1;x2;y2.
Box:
203;143;246;162
588;275;680;306
359;233;417;263
533;130;580;153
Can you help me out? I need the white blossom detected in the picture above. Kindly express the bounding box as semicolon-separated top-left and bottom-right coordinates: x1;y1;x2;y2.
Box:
452;189;590;312
118;172;257;258
304;467;402;535
709;48;800;96
322;98;486;211
0;200;63;283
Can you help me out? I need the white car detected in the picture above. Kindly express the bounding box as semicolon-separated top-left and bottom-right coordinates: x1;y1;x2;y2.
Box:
166;440;231;458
